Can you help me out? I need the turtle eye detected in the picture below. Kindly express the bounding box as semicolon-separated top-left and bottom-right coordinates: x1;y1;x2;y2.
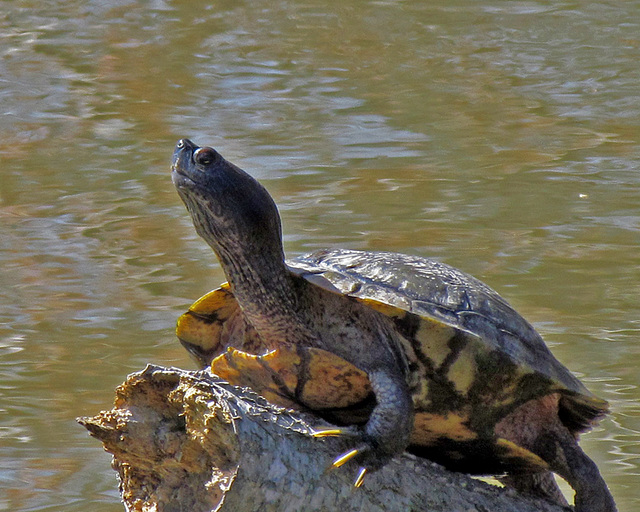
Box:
194;147;218;166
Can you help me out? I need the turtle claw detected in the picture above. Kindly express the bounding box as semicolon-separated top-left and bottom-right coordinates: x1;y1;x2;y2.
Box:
312;429;371;487
332;448;360;468
311;426;348;438
353;467;368;488
332;449;369;487
328;445;374;487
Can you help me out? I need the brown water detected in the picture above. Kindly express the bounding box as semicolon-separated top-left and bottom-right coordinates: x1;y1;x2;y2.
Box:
1;1;638;510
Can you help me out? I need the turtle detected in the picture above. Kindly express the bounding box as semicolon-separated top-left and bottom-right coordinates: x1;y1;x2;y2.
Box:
171;138;616;512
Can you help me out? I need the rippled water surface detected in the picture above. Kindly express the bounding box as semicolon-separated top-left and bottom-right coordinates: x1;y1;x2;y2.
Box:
1;1;639;510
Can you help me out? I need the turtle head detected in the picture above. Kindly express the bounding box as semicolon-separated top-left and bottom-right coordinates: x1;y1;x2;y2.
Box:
171;138;285;275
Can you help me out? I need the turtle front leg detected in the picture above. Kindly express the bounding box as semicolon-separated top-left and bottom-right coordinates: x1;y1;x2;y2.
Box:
314;368;414;486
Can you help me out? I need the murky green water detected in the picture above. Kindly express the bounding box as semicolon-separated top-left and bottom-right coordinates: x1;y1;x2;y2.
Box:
1;1;638;510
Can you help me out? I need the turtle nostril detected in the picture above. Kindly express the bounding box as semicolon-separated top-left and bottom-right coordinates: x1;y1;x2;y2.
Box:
177;138;197;151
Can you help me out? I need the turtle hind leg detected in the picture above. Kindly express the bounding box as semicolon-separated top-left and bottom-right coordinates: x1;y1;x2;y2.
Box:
498;472;570;509
496;393;616;512
545;428;617;512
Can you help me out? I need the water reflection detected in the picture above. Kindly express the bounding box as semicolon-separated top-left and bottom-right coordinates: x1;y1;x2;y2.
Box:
1;1;638;511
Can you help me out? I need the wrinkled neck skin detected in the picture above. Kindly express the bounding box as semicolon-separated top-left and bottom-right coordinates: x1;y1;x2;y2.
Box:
190;203;314;346
218;244;315;346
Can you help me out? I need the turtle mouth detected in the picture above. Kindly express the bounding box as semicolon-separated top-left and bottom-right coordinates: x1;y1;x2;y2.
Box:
171;138;201;189
171;164;198;189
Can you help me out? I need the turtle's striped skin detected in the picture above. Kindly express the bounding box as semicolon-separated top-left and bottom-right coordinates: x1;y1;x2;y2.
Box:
172;138;616;511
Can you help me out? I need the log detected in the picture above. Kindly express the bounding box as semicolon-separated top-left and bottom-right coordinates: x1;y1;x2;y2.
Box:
78;364;568;512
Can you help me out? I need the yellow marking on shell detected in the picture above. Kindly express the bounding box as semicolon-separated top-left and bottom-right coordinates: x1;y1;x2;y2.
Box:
358;298;404;318
354;467;367;487
332;448;360;468
410;412;476;445
176;287;239;353
188;287;236;317
210;349;248;385
495;438;549;471
300;348;371;409
257;347;302;392
487;364;538;410
212;346;371;412
176;312;223;352
445;343;478;395
494;383;522;408
411;376;430;408
413;319;459;368
211;348;300;409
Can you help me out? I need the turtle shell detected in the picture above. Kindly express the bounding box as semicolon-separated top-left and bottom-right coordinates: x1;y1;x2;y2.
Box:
177;248;608;474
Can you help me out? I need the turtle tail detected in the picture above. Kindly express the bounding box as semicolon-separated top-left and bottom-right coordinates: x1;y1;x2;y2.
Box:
559;393;609;434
